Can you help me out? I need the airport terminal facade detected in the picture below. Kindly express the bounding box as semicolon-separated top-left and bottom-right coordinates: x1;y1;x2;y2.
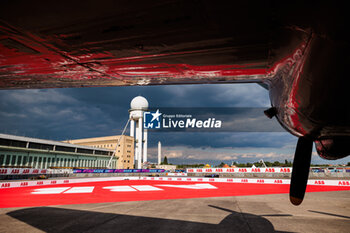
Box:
0;134;117;169
64;135;134;169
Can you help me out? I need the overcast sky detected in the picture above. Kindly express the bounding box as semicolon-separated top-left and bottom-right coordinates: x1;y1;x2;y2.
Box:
0;84;349;165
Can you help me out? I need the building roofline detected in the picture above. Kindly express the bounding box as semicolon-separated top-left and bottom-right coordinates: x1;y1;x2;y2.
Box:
0;133;111;152
63;135;133;143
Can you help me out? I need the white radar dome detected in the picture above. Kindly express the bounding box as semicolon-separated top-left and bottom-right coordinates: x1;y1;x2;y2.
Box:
130;96;149;110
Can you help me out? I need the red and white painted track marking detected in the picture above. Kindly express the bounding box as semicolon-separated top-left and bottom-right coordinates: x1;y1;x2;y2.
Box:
64;186;95;194
1;176;349;189
1;179;349;208
103;186;137;192
32;187;70;194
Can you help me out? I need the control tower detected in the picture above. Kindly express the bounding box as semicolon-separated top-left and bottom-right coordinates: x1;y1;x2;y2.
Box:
129;96;148;169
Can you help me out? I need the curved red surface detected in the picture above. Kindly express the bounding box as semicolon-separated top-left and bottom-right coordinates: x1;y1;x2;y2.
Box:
1;180;349;208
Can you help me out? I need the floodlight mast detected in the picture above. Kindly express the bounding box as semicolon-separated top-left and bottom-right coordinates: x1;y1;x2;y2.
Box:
259;159;267;168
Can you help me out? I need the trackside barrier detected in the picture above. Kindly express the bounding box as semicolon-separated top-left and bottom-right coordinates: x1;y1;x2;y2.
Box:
166;173;187;176
186;167;292;173
1;176;349;189
139;177;350;187
73;169;165;173
0;168;72;175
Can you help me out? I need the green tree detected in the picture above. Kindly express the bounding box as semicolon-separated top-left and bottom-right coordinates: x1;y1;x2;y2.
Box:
162;156;168;165
218;162;226;167
272;161;281;167
253;162;261;167
265;161;272;167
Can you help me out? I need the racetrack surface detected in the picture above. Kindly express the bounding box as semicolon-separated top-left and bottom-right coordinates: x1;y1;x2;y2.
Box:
1;179;349;208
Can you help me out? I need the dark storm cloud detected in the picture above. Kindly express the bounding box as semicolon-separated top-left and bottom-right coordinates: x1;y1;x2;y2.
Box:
0;84;297;162
147;132;296;149
1;84;348;164
0;84;273;142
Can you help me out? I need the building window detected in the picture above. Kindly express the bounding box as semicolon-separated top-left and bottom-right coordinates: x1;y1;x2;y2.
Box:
11;155;16;166
18;156;22;165
0;154;4;165
23;156;27;166
33;157;37;168
5;155;11;165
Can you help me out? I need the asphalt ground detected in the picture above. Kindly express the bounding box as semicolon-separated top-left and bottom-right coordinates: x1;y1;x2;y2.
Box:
0;180;349;233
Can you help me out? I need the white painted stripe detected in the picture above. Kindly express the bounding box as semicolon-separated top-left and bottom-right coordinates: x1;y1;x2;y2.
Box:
103;186;136;192
64;187;94;193
31;187;70;194
131;185;163;191
157;183;217;189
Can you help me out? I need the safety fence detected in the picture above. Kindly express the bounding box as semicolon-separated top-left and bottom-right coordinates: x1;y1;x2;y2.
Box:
186;167;350;173
73;169;165;173
1;176;349;189
187;167;292;173
0;168;72;175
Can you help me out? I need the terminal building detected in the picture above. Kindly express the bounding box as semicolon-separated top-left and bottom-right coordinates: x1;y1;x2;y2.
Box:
0;133;117;169
0;96;147;170
63;135;134;169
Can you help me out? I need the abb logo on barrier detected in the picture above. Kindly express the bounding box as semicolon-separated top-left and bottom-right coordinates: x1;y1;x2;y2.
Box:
314;180;325;185
11;169;20;174
280;168;291;172
338;181;350;186
1;183;10;188
20;182;28;186
0;169;7;174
